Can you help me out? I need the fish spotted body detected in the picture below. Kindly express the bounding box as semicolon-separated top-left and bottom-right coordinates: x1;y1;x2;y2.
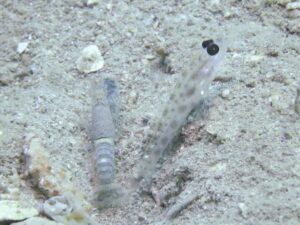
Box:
133;39;227;188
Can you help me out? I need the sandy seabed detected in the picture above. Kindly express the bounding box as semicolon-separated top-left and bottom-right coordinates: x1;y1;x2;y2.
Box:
0;1;299;225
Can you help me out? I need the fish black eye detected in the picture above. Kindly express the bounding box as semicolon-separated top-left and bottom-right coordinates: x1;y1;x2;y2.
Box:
202;39;214;48
207;43;219;56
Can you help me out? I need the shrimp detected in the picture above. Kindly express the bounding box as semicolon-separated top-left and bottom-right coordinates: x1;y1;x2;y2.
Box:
90;78;124;209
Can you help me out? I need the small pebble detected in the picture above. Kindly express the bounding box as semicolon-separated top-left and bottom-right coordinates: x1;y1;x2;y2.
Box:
221;89;231;99
238;202;249;219
16;42;29;54
85;0;99;6
249;55;264;63
106;3;112;10
224;10;236;19
144;54;156;61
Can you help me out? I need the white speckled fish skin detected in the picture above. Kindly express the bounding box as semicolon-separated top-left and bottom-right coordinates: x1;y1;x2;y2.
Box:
134;39;227;186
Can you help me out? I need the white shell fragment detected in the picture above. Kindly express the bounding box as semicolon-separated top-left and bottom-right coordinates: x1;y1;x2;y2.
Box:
16;42;29;54
42;194;98;225
86;0;100;6
76;45;104;73
12;217;64;225
286;1;300;10
43;195;72;219
0;200;38;221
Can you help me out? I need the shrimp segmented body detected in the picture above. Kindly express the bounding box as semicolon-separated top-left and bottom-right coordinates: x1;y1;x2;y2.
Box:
90;79;124;208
